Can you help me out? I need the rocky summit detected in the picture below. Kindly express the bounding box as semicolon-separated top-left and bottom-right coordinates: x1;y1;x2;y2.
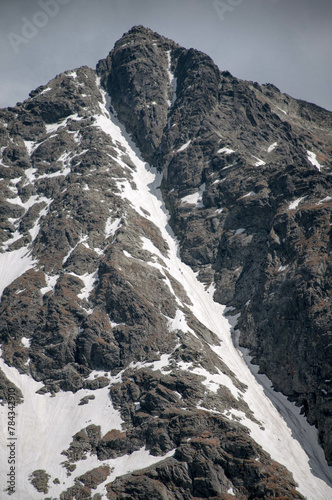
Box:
0;25;331;500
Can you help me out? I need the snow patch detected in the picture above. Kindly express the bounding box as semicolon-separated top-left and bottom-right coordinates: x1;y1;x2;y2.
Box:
267;142;278;153
40;274;59;295
167;309;191;334
181;183;206;208
289;196;307;210
307;150;323;171
21;337;30;348
7;177;22;194
77;270;98;300
0;248;37;300
1;228;23;251
222;163;237;170
24;140;37;156
165;50;177;108
129;353;172;373
253;156;266;166
92;448;175;498
65;70;77;79
62;234;88;265
110;321;125;328
177;140;191;153
233;228;245;235
39;86;52;95
0;354;123;500
240;191;255;199
28;197;52;242
45;113;82;134
218;147;234;154
105;217;122;239
276;105;287;115
317;196;332;205
6;193;40;211
24;167;37;183
178;360;239;398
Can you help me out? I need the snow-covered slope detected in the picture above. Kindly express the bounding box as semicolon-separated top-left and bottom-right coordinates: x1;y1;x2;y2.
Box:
96;83;332;498
1;75;331;499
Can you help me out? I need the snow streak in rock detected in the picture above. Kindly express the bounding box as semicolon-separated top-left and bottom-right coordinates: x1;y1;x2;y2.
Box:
0;73;331;500
166;50;177;108
90;78;332;500
307;150;323;171
0;248;37;300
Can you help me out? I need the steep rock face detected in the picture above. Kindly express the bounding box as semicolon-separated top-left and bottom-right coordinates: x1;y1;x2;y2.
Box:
98;26;332;465
0;57;308;499
0;26;331;499
97;27;178;163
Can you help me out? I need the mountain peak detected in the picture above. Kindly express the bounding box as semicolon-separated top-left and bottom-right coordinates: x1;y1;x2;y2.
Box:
0;26;332;500
112;25;176;50
126;24;159;36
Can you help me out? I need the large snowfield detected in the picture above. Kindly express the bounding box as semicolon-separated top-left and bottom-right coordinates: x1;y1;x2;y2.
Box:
0;77;332;499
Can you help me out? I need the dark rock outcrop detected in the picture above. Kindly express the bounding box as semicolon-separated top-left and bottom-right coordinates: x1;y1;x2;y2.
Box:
0;25;331;499
98;25;332;466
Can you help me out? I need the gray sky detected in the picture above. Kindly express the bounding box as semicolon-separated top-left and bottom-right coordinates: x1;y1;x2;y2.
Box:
0;0;331;111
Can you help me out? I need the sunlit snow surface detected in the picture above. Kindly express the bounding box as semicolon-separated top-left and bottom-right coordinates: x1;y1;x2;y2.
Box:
92;80;332;499
165;49;177;108
92;81;332;499
0;76;331;499
176;139;191;152
307;150;323;171
289;196;307;210
0;248;37;300
218;146;235;154
267;141;278;153
0;353;175;499
253;156;266;166
181;183;206;208
0;353;123;499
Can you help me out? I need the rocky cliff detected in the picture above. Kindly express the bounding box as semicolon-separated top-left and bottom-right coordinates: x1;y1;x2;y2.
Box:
98;25;332;466
0;26;331;499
